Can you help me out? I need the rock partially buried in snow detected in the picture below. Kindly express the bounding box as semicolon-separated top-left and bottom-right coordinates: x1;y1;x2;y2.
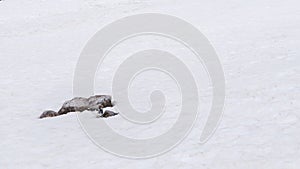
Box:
40;110;57;118
101;110;119;118
39;95;118;119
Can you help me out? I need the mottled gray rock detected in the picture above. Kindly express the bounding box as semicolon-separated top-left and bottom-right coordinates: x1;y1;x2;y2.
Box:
40;95;117;119
40;110;57;118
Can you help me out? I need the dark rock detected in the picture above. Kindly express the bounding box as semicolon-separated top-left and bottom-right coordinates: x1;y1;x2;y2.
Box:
101;110;119;118
40;95;117;119
39;110;57;119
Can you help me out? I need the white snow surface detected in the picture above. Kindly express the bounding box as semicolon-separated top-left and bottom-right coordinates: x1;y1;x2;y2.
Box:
0;0;299;168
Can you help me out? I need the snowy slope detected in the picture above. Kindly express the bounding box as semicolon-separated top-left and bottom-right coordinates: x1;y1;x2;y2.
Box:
0;0;299;168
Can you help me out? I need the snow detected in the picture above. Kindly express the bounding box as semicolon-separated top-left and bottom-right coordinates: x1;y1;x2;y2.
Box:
0;0;299;168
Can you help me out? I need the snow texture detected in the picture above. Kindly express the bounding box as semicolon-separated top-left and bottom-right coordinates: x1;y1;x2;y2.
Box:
0;0;299;169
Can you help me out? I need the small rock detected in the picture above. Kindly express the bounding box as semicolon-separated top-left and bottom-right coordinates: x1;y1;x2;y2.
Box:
40;110;57;119
101;110;119;118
